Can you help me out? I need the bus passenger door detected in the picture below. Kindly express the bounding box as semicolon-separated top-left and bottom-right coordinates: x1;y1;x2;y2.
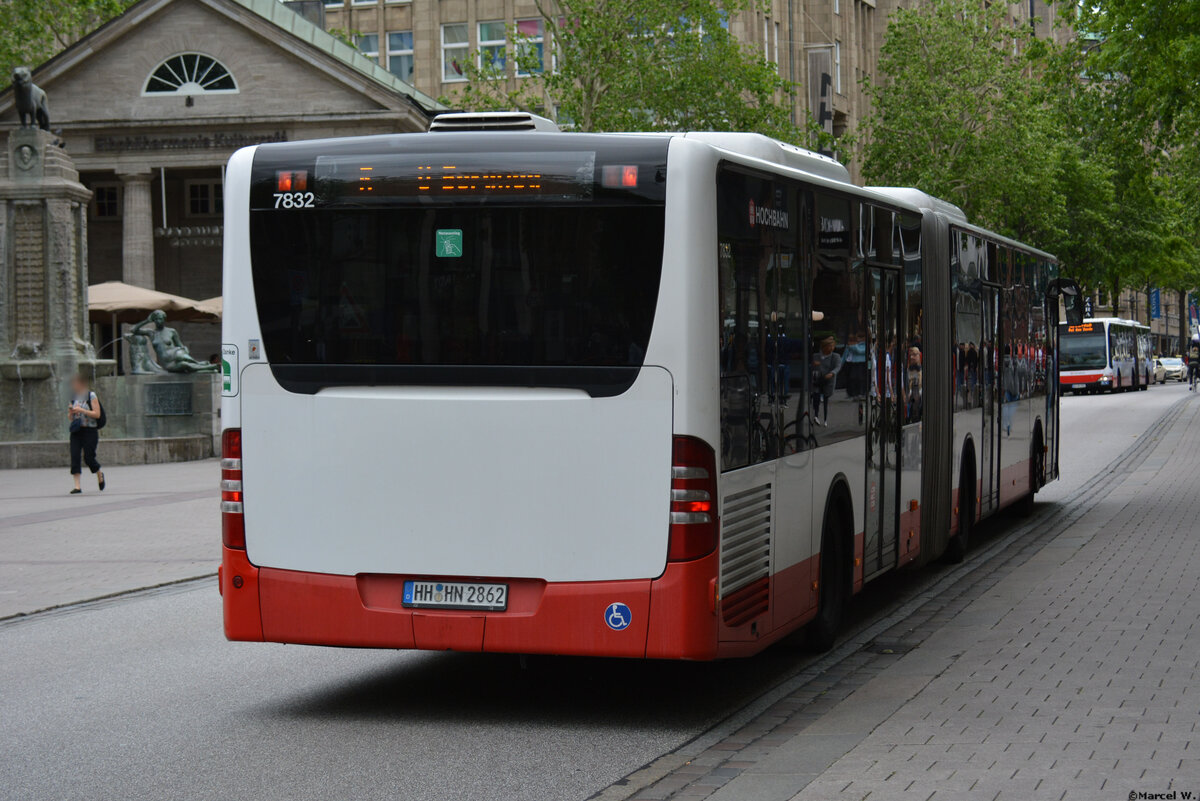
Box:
863;267;901;580
980;285;1001;515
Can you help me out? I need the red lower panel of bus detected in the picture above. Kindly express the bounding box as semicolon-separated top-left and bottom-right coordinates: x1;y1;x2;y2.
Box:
945;458;1033;533
1059;372;1103;385
999;460;1032;506
221;546;725;660
717;556;817;658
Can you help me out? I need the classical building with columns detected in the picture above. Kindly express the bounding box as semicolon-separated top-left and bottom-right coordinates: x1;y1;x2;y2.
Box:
0;0;438;362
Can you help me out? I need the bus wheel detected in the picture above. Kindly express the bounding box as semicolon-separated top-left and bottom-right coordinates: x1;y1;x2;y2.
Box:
1016;431;1043;518
945;458;974;564
807;503;848;652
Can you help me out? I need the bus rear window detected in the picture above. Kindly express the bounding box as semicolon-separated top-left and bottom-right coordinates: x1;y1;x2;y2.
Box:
249;201;664;394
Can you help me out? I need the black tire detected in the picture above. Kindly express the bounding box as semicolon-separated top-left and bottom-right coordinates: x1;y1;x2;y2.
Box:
1016;433;1043;518
807;503;848;652
945;458;974;564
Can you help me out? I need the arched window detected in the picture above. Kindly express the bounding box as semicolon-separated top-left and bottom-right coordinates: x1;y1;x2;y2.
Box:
144;53;237;94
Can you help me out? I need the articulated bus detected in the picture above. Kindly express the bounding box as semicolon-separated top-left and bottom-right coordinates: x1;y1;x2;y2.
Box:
1059;317;1153;394
219;113;1080;659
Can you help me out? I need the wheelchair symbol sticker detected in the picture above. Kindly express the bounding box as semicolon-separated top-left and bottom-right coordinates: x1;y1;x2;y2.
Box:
604;602;632;631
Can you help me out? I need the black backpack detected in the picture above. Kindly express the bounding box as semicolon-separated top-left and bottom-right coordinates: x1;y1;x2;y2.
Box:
87;391;107;430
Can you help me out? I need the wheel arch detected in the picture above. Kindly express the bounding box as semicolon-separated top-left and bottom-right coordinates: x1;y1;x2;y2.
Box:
957;435;978;530
819;474;856;589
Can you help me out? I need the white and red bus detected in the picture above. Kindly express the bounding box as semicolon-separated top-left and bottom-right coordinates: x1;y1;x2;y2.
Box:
218;113;1080;659
1059;317;1152;393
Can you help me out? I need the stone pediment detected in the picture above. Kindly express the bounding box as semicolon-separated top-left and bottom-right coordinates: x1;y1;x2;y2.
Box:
0;0;439;131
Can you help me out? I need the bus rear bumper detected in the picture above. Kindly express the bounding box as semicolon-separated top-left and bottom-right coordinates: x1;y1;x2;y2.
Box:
1059;374;1108;391
221;546;720;660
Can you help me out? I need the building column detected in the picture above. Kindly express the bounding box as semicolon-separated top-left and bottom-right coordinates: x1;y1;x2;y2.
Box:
119;171;155;288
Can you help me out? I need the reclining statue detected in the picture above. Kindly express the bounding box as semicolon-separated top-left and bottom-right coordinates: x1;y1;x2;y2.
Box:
127;310;218;373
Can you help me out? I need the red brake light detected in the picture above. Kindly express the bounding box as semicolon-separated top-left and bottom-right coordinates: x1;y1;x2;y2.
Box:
275;170;307;192
221;428;245;549
601;165;638;188
668;436;718;561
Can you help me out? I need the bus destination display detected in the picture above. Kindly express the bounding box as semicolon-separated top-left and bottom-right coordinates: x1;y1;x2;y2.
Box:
311;151;597;204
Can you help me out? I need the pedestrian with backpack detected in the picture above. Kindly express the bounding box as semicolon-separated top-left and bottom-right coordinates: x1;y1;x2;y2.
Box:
67;373;106;494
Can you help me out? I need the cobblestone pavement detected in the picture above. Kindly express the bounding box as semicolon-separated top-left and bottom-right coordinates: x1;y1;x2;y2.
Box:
606;395;1200;801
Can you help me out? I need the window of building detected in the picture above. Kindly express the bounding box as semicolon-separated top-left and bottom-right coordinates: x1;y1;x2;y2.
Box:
350;0;377;5
774;21;780;66
387;31;414;81
834;0;840;14
355;33;380;63
91;184;120;219
834;40;842;94
515;18;544;74
324;0;344;7
478;21;507;71
763;16;769;60
186;180;224;218
442;23;469;81
144;53;237;95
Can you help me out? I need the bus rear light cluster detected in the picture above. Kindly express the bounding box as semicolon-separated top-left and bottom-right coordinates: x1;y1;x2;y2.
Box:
668;436;718;561
221;428;245;549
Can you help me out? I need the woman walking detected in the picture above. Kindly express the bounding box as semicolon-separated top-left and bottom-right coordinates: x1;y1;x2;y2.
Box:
68;374;105;494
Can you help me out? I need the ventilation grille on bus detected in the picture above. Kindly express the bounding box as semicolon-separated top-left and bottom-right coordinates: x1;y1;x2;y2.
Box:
719;484;772;626
429;111;560;132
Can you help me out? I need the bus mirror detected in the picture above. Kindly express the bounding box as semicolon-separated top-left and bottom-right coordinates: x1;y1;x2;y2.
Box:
1047;279;1084;326
1063;297;1084;326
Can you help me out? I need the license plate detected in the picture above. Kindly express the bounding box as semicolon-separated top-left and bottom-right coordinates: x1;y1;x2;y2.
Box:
402;580;507;611
1072;384;1086;389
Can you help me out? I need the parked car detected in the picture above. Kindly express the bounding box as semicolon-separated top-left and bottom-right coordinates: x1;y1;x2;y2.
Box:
1155;357;1187;383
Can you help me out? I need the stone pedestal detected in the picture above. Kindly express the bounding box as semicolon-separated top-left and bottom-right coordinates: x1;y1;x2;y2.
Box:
0;128;114;442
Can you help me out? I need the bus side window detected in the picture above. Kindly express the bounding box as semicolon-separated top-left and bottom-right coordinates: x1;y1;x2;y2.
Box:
810;193;862;446
719;240;753;470
953;233;983;412
899;213;922;424
716;168;802;469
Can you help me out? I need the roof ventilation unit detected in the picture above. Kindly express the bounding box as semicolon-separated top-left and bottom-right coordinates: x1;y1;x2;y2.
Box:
429;111;561;132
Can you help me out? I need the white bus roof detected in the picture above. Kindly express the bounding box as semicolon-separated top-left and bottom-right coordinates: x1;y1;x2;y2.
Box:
868;186;1056;262
1084;317;1149;328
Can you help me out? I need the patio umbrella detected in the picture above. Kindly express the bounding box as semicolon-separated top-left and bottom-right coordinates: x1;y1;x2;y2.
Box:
195;295;222;319
86;281;219;324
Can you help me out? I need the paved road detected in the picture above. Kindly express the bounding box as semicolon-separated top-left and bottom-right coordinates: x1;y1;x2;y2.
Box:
0;459;217;618
0;382;1186;801
1041;381;1189;503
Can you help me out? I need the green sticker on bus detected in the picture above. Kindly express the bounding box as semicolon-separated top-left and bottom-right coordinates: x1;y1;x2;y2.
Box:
436;229;463;258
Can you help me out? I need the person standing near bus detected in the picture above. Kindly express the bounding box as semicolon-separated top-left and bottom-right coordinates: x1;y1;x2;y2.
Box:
1189;339;1200;390
67;373;105;494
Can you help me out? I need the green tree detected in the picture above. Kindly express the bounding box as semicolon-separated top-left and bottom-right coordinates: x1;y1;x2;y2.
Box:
860;0;1061;239
1047;7;1200;315
447;0;822;145
1079;0;1200;145
0;0;134;86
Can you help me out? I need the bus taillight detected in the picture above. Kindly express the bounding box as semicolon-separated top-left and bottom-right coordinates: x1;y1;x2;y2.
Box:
668;436;718;561
220;428;245;549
